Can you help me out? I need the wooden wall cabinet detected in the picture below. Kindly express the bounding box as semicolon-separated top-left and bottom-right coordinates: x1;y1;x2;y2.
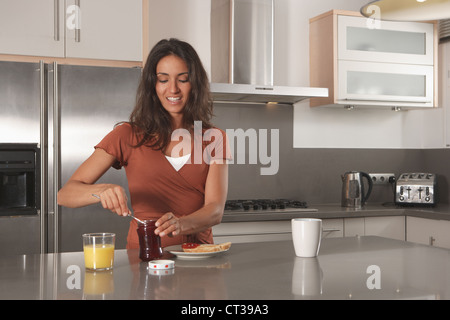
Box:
309;10;438;109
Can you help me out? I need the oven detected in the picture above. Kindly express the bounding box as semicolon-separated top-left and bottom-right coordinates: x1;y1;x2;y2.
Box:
0;143;40;216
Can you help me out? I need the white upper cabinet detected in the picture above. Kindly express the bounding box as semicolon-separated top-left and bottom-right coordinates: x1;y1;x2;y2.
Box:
310;10;438;109
338;15;434;65
0;0;142;63
65;0;142;61
0;0;65;57
338;60;434;105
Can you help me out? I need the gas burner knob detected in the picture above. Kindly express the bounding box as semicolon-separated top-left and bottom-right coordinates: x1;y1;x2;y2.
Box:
253;204;259;210
261;204;268;210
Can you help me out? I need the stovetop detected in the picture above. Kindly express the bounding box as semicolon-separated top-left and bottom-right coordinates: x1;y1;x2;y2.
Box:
224;199;318;214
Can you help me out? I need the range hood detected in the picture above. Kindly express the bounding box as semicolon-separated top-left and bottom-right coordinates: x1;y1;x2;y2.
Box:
210;0;328;104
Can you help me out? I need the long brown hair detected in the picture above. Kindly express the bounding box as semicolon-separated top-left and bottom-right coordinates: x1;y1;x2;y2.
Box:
129;38;213;150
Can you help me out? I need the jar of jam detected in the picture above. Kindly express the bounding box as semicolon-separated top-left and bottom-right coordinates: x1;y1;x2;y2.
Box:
137;220;162;261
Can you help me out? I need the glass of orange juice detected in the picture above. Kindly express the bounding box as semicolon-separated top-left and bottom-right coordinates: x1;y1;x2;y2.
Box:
82;233;115;271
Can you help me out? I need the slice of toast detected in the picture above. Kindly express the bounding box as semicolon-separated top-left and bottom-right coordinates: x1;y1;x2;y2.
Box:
183;242;232;253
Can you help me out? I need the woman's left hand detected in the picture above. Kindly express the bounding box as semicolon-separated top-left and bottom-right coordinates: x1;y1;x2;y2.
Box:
155;212;181;237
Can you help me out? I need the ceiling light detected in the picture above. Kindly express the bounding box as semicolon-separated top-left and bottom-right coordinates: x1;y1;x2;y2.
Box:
361;0;450;21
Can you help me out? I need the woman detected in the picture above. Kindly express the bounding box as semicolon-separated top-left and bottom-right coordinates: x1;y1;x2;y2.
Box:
57;38;230;249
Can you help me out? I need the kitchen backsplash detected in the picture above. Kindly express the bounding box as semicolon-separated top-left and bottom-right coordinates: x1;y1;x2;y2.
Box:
213;103;448;205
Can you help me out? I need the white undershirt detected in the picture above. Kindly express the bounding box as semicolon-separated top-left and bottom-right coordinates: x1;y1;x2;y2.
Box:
165;153;191;171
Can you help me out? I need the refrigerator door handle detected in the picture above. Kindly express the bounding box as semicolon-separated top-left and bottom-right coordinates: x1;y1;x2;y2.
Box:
53;61;60;253
39;60;48;254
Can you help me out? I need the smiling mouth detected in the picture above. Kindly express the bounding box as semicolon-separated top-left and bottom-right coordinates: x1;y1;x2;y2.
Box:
167;97;181;102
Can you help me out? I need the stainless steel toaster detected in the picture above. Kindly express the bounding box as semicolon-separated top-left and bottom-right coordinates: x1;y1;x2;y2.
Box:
395;173;436;206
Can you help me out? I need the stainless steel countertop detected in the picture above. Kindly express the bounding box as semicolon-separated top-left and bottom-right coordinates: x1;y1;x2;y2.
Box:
221;203;450;222
3;236;450;300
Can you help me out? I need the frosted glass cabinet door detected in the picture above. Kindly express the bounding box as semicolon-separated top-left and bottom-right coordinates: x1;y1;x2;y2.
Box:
338;60;434;107
0;0;65;57
338;15;434;65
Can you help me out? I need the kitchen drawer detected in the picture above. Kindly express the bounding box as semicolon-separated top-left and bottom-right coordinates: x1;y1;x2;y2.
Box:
213;221;291;236
213;233;291;244
322;219;344;238
407;216;450;249
213;218;344;244
344;216;406;241
365;216;405;241
213;221;292;244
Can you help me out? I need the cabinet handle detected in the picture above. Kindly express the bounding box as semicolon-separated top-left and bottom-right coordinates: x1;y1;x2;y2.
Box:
54;0;60;41
323;228;341;232
216;231;291;237
341;97;431;104
429;236;436;246
75;0;81;42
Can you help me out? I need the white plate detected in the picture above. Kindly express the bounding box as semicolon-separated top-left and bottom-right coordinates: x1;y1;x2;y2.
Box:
165;245;229;260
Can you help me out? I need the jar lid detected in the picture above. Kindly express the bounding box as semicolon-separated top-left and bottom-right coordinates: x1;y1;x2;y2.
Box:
148;259;175;270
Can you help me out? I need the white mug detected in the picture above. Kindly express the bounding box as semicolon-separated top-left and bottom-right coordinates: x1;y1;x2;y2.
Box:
291;218;322;258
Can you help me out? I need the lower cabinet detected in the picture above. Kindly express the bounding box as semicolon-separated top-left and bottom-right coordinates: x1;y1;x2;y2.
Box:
322;219;344;238
212;220;292;244
345;216;406;241
406;216;450;249
213;215;450;247
213;216;405;244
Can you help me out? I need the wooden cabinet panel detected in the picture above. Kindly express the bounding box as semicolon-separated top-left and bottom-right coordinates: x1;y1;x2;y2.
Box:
309;10;437;109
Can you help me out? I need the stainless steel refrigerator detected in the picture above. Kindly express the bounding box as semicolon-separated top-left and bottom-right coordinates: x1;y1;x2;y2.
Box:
0;60;141;255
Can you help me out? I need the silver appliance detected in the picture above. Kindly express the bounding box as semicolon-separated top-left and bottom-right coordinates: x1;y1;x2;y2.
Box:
395;173;437;206
0;143;40;216
341;171;373;208
0;61;141;255
210;0;328;104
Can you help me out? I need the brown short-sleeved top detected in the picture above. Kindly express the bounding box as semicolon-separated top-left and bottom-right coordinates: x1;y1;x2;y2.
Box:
95;123;230;249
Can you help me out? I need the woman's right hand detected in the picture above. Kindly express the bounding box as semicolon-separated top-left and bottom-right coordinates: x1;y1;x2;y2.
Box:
95;185;131;217
58;148;130;216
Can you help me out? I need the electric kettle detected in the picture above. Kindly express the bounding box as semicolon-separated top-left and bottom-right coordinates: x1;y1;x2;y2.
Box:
341;171;373;208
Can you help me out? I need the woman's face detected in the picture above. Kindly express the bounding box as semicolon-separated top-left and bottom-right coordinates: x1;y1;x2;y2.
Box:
155;54;191;120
